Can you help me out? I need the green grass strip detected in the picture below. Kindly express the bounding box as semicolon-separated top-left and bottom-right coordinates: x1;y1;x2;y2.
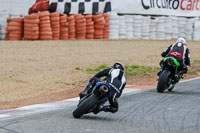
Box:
193;60;200;63
85;64;159;76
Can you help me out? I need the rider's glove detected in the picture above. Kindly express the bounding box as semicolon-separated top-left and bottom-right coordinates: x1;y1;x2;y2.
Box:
89;77;94;82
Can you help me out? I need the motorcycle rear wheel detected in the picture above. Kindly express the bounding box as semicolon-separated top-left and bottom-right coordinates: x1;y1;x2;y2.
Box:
73;94;99;118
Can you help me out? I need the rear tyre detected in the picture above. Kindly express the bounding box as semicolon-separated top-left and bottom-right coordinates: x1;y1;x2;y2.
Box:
73;94;99;118
157;70;171;93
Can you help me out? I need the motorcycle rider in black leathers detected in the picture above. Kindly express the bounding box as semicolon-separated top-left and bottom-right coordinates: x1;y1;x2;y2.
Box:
79;63;126;114
157;37;190;82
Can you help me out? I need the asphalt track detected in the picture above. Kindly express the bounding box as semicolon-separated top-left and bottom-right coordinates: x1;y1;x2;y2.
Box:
0;78;200;133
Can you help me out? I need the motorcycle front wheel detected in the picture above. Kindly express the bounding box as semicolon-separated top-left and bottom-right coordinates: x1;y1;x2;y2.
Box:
157;70;171;93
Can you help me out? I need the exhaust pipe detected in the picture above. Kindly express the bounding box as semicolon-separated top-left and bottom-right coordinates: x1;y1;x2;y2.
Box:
99;85;108;94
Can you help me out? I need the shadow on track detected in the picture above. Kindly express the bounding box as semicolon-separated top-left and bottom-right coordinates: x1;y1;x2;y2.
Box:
71;114;115;121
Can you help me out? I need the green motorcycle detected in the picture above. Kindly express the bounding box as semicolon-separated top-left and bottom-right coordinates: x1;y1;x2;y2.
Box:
157;57;182;93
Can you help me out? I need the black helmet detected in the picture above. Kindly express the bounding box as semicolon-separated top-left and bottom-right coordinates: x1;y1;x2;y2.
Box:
112;62;124;71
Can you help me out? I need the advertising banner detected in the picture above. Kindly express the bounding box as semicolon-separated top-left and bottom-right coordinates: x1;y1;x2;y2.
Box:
114;0;200;17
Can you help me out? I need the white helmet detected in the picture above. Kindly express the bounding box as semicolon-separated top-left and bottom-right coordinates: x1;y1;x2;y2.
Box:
176;37;186;45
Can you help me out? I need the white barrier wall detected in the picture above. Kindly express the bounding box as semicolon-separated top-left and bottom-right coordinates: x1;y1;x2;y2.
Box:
194;21;200;41
108;13;200;41
0;0;35;39
0;0;35;16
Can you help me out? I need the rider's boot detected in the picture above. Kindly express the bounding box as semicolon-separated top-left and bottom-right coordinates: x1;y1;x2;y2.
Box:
174;71;183;83
93;106;103;114
79;79;96;99
102;105;118;113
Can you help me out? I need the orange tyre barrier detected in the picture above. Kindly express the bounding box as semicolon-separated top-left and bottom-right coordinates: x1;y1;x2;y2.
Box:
86;26;94;31
51;21;60;25
93;14;105;23
24;14;39;19
23;14;39;40
7;18;24;23
5;13;109;41
24;31;39;37
93;14;105;39
68;23;75;27
94;24;105;29
40;23;51;28
75;14;86;40
94;29;104;35
24;19;40;24
40;27;52;32
68;29;75;33
50;12;59;17
50;12;60;40
24;26;39;31
60;14;67;22
60;14;68;40
50;17;60;21
92;14;102;19
39;11;52;40
51;24;60;28
86;34;94;39
60;28;68;32
40;16;50;21
24;23;38;27
24;35;39;40
39;11;50;17
86;21;94;26
6;17;24;41
39;31;52;36
85;15;94;39
52;37;60;40
52;29;60;34
8;31;23;34
86;29;94;33
67;16;75;22
8;26;23;31
9;33;22;38
85;15;92;19
75;19;86;24
75;25;86;30
8;22;23;27
39;35;52;40
68;15;75;40
74;14;83;20
103;13;109;18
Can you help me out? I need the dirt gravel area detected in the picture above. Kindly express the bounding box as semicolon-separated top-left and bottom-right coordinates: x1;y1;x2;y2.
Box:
0;40;200;110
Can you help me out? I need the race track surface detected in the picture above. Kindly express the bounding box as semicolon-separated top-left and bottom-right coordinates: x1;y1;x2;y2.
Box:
0;78;200;133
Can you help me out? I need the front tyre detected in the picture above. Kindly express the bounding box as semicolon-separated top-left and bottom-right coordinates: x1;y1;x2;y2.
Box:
157;70;171;93
73;94;99;118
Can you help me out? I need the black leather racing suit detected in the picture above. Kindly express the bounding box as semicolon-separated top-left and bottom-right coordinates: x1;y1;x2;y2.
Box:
80;68;126;113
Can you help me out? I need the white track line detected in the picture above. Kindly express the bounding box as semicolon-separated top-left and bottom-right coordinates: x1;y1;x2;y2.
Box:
180;77;200;83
